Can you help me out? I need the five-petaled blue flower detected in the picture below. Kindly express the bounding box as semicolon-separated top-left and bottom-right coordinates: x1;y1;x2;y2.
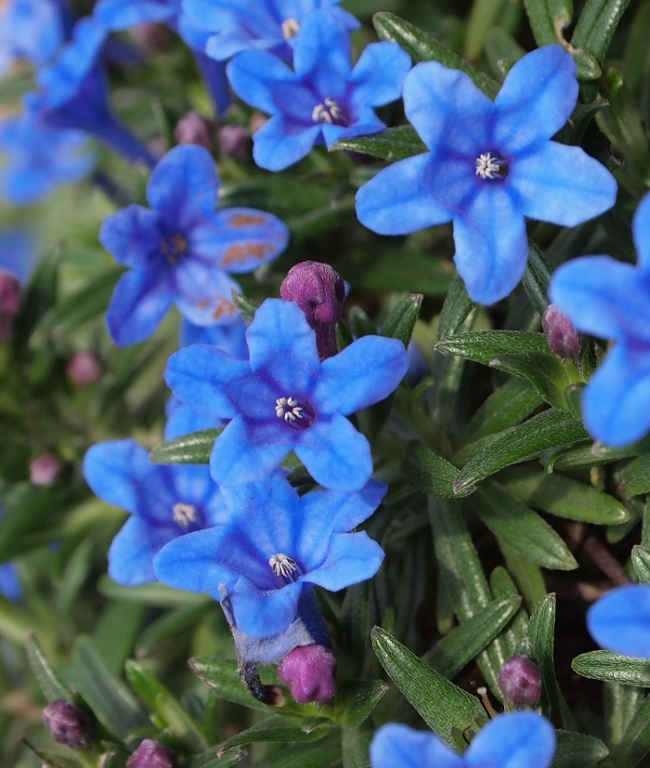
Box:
100;144;289;346
184;0;359;62
166;297;409;490
227;10;411;171
588;584;650;658
356;45;617;306
0;509;21;603
550;192;650;446
0;97;95;205
370;712;556;768
0;0;69;78
84;439;227;586
153;470;386;638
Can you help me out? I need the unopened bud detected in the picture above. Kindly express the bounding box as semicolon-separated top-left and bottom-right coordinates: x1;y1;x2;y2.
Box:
67;351;101;388
281;261;345;360
498;655;542;709
175;111;213;150
277;644;337;704
42;700;91;751
131;22;173;52
30;453;62;486
542;305;581;362
126;739;176;768
218;124;251;160
0;270;20;341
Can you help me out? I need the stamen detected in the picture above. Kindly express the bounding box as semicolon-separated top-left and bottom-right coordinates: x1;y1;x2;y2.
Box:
161;233;188;265
275;396;315;431
269;553;298;578
282;18;300;39
173;502;198;528
312;98;347;126
475;152;508;181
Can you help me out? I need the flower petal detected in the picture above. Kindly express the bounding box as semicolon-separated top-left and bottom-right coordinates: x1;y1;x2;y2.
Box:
315;336;408;414
230;579;303;638
173;261;241;326
94;0;177;29
226;50;296;115
252;115;321;171
370;724;463;768
84;440;152;513
109;516;177;586
210;208;289;274
99;205;162;268
588;584;650;657
350;41;411;109
452;186;528;305
495;44;578;152
106;269;173;346
295;413;372;491
511;141;616;226
634;191;650;269
293;10;351;92
166;345;250;419
465;711;556;768
301;479;387;534
164;399;223;441
304;531;384;592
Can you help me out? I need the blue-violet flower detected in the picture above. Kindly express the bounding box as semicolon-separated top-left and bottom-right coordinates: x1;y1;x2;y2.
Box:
588;584;650;658
356;45;617;305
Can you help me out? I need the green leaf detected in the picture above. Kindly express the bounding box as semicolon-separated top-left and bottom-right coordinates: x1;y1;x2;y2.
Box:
522;241;552;316
436;276;475;340
73;637;150;741
633;546;650;584
98;576;211;608
135;603;212;656
357;251;454;296
371;627;486;748
189;751;245;768
332;125;427;161
233;292;259;323
216;716;332;755
571;0;633;66
500;465;630;525
618;454;650;498
572;651;650;685
342;726;372;768
189;657;270;712
381;293;423;347
472;482;577;570
490;351;578;410
373;13;500;97
22;742;80;768
31;266;124;343
551;731;609;768
612;692;650;767
529;594;566;729
435;331;550;365
454;410;588;493
489;568;529;655
335;680;389;729
423;596;522;680
465;0;514;60
260;739;342;768
12;248;60;351
499;541;547;612
523;0;572;46
25;633;72;703
462;378;543;442
605;681;644;747
150;429;223;465
401;442;472;498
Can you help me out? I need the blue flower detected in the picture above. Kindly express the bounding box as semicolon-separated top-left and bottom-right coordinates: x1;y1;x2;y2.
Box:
153;470;386;638
84;439;227;586
370;712;556;768
0;227;37;284
0;0;70;78
34;17;156;168
550;192;650;446
588;584;650;658
356;45;617;306
184;0;359;62
0;98;95;205
227;11;410;171
0;509;21;602
100;144;288;346
180;316;249;357
166;297;409;490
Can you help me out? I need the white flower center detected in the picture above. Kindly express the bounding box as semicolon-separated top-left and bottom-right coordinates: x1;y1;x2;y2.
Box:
282;18;300;39
475;152;508;180
276;396;304;422
269;553;297;578
173;502;198;528
312;98;345;125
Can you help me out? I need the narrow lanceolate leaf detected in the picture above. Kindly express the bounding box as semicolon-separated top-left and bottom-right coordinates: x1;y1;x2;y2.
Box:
150;429;223;465
373;12;500;97
462;378;543;442
335;680;389;729
189;658;269;712
490;567;529;655
189;750;246;768
632;546;650;584
216;716;332;755
25;633;72;704
523;0;572;47
522;240;552;315
500;465;630;525
612;692;650;767
572;651;650;686
422;596;522;680
342;727;373;768
571;0;633;66
436;275;475;340
490;351;578;411
473;483;577;570
529;594;566;729
435;331;550;365
332;126;427;161
260;738;342;768
402;441;472;498
381;293;423;347
371;627;486;748
454;410;588;493
551;731;609;768
618;454;650;498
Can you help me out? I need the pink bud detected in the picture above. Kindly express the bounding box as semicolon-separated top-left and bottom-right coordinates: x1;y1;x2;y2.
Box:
218;124;251;160
175;111;213;150
131;23;173;52
542;305;581;362
30;453;62;486
66;351;101;388
43;700;91;751
127;739;176;768
249;112;268;134
281;261;345;361
0;270;20;341
498;655;542;708
277;644;337;704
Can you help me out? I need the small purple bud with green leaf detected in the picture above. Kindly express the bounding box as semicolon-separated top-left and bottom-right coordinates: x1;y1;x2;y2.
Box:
278;644;337;703
542;305;581;361
498;655;542;709
42;700;91;751
127;740;176;768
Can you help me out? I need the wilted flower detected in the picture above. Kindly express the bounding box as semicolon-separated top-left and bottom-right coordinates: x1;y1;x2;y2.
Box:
356;45;617;305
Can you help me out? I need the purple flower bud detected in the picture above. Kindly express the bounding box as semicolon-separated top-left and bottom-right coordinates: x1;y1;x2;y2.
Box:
127;739;176;768
66;351;101;388
30;453;62;486
249;113;268;134
0;270;20;341
498;655;542;709
218;124;252;160
280;261;345;361
277;644;337;704
131;23;174;52
175;111;213;150
542;304;581;362
42;700;91;751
